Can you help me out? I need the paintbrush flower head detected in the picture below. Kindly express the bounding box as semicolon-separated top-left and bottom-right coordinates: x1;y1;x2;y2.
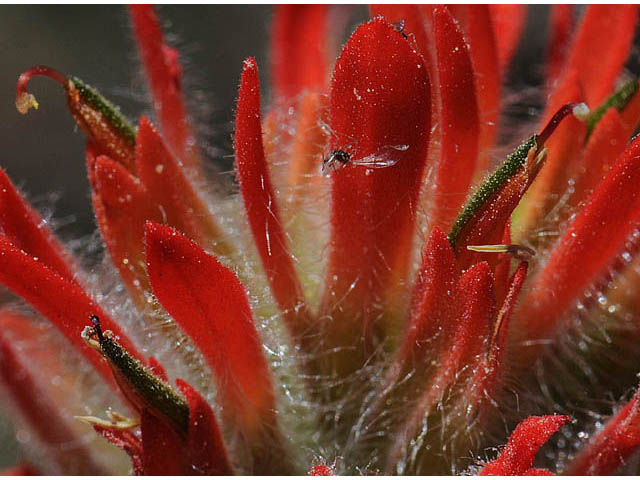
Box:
2;5;640;475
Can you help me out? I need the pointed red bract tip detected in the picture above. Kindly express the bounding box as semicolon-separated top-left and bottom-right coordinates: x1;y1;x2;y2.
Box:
566;386;640;475
451;261;495;373
176;379;234;475
234;56;309;335
136;116;227;251
271;5;328;99
480;415;570;475
128;5;196;167
321;17;431;344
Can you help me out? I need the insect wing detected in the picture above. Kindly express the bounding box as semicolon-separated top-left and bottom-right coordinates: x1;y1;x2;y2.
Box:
351;151;400;168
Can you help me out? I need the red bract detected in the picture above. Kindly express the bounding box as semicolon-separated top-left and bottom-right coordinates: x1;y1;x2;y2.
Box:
234;58;310;339
566;384;640;475
128;5;198;170
518;136;640;344
489;4;526;74
561;5;637;107
271;5;329;99
0;311;108;475
428;6;479;231
320;17;430;358
546;5;573;86
480;415;570;475
5;4;640;477
144;222;276;426
176;379;233;476
144;222;291;474
447;5;500;175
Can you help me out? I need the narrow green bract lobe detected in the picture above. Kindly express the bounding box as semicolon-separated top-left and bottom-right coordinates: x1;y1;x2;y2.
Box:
83;322;189;435
587;78;639;136
448;135;537;246
69;76;138;146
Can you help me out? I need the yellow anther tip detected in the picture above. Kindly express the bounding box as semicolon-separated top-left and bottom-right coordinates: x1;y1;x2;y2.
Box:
572;103;590;122
16;92;39;115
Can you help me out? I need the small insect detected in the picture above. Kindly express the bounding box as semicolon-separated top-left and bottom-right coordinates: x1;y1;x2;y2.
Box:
392;19;409;39
321;144;409;175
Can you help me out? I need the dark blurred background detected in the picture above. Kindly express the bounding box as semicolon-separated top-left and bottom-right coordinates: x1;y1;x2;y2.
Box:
0;5;554;469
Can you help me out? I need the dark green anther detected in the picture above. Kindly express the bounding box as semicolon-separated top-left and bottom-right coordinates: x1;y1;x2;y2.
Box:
69;76;138;146
448;135;537;247
99;334;190;435
586;78;638;137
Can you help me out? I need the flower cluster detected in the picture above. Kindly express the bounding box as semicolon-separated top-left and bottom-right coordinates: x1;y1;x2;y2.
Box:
2;4;640;476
